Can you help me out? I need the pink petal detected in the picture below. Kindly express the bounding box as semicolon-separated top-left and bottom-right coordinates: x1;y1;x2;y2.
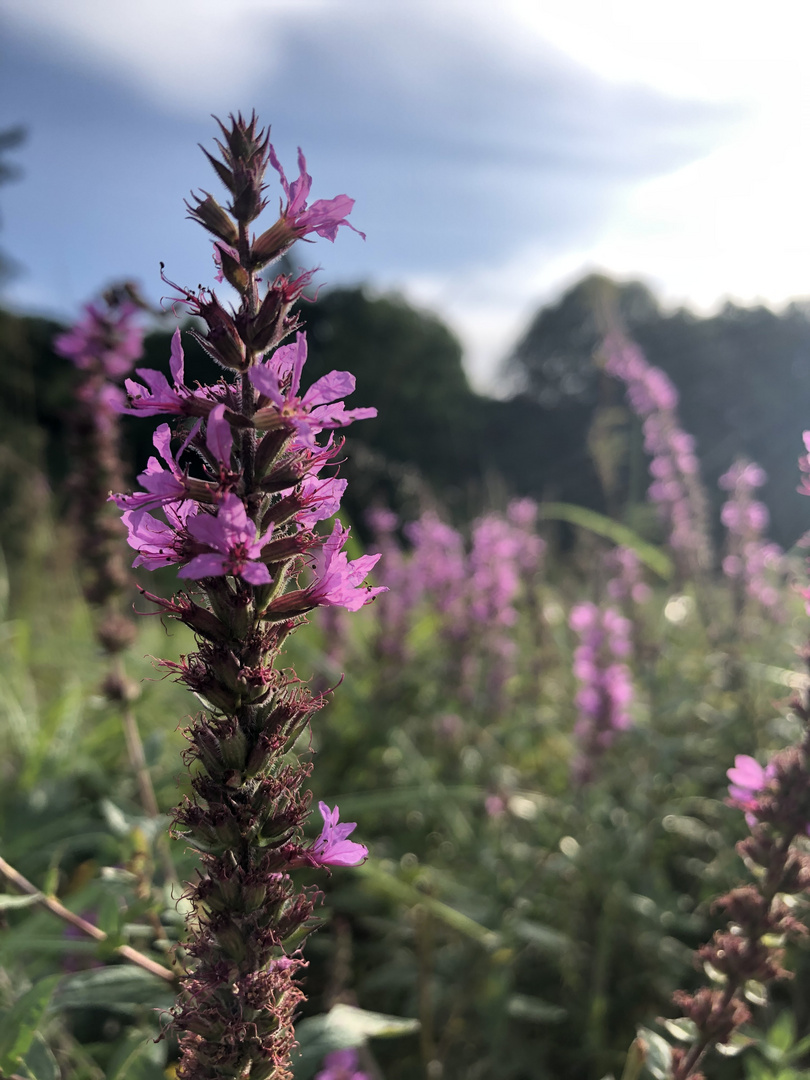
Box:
179;553;227;579
170;328;185;383
240;560;272;586
206;403;233;466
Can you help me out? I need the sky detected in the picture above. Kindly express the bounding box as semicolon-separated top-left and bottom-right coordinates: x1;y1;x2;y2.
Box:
2;0;810;390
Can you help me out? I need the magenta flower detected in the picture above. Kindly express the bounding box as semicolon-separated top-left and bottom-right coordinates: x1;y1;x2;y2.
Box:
122;329;218;417
205;402;233;468
122;500;198;570
294;474;348;530
55;300;143;377
250;332;376;448
309;802;368;867
269;146;365;244
727;754;777;827
178;493;273;585
111;421;201;513
307;521;385;611
315;1049;370;1080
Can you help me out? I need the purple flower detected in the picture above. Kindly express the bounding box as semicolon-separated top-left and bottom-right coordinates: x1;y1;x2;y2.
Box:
269;146;366;244
55;300;143;377
309;803;368;867
111;421;201;513
294;474;348;530
205;402;233;469
727;754;777;827
315;1049;370;1080
307;521;385;611
122;500;198;570
122;329;218;417
250;332;376;448
178;493;273;585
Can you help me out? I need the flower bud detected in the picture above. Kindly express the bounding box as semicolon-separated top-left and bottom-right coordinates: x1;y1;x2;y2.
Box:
216;244;249;294
185;193;239;245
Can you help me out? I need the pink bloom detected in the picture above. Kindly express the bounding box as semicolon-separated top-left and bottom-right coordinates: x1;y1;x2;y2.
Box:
269;146;365;244
250;332;376;448
309;802;368;867
294;474;348;530
55;301;143;377
205;403;233;467
111;421;201;513
315;1049;370;1080
727;754;776;827
179;494;273;585
122;329;218;417
121;500;199;570
307;521;386;611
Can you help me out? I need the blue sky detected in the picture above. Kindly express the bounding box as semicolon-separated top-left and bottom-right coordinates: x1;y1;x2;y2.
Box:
1;0;807;388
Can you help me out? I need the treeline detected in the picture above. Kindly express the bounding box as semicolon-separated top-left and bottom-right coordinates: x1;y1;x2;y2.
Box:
2;274;810;562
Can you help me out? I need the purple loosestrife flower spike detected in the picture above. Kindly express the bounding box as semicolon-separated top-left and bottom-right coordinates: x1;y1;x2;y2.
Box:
602;331;713;580
111;114;379;1080
719;458;784;619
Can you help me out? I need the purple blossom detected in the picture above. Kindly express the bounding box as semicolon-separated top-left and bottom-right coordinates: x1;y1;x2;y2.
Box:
306;521;385;611
250;332;376;448
121;500;198;570
205;402;234;469
603;332;712;576
605;546;651;605
111;421;201;513
54;300;143;377
309;802;368;867
294;474;348;530
122;329;218;417
178;493;273;585
719;458;784;618
315;1049;370;1080
727;754;777;828
269;146;366;244
569;601;635;783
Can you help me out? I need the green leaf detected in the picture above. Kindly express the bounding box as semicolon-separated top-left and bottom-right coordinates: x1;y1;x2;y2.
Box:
506;994;566;1024
355;861;500;949
636;1027;672;1080
95;888;123;940
56;966;173;1015
0;891;44;910
511;918;572;955
327;1004;420;1039
717;1031;756;1057
767;1012;797;1057
106;1026;166;1080
293;1005;418;1080
20;1032;59;1080
661;1017;697;1043
538;503;674;579
0;974;61;1074
619;1039;647;1080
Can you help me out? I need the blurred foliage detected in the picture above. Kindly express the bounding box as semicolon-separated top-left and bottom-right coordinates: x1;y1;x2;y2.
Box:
5;273;810;558
508;274;810;547
2;481;809;1077
4;275;810;1077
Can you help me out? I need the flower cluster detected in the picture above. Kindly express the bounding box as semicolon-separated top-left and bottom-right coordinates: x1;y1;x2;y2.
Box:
568;601;634;784
364;501;545;706
602;332;713;579
719;459;784;618
54;286;148;651
604;545;651;607
110;114;379;1080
